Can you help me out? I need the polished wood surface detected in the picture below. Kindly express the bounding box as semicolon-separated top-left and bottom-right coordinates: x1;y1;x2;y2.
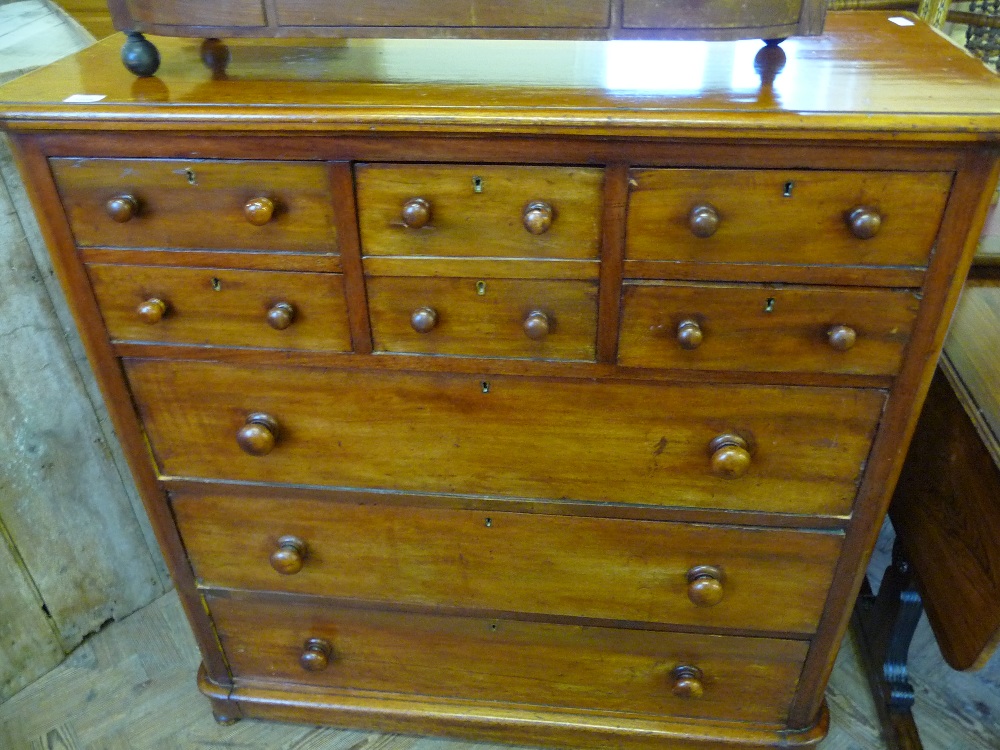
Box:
618;282;919;375
51;158;338;253
173;491;842;634
87;264;352;350
127;360;884;516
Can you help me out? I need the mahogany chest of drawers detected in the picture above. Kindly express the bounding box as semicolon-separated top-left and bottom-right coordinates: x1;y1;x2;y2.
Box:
2;13;999;750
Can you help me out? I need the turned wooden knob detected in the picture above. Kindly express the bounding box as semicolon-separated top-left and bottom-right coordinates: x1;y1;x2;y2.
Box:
299;638;332;672
136;298;166;324
687;565;724;607
847;206;881;239
401;197;431;229
270;535;307;575
236;413;279;456
688;204;720;238
671;666;704;699
410;306;438;333
523;310;550;340
522;201;554;235
244;196;275;226
267;302;295;330
827;325;857;352
708;434;751;480
106;194;138;223
677;319;703;350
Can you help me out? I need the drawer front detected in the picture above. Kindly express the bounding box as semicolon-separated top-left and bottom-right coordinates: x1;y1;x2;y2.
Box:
87;264;352;351
626;169;952;267
126;360;884;515
623;0;801;29
274;1;610;28
367;276;598;360
176;491;842;633
208;592;809;724
51;158;337;253
126;0;266;26
619;282;920;375
355;164;603;260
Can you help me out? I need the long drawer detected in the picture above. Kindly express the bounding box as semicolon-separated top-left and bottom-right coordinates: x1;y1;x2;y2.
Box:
207;591;810;725
174;490;842;634
126;360;884;516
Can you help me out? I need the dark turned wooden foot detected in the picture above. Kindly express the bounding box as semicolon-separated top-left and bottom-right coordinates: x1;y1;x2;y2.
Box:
212;709;240;726
122;32;161;77
851;540;925;750
762;37;787;46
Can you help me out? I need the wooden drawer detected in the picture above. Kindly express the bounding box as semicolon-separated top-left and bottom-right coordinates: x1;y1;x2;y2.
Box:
619;282;920;375
623;0;800;30
176;490;841;634
50;158;337;253
125;360;884;516
126;0;266;26
87;264;352;351
367;276;597;361
355;164;603;260
275;0;611;28
208;591;809;724
625;169;952;268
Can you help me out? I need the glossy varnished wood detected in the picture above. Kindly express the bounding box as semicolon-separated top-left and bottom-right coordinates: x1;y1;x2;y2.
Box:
86;264;352;351
172;490;842;635
125;359;884;516
618;282;920;376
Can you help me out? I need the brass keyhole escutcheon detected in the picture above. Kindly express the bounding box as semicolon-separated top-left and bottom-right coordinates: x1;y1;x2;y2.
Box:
472;176;484;193
476;281;487;295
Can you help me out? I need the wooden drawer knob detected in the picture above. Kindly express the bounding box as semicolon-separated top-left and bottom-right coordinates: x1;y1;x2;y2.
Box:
522;201;554;235
236;413;279;456
270;535;307;575
244;196;275;226
402;197;431;229
267;302;295;330
688;204;720;238
827;325;857;351
136;298;166;324
300;638;332;672
671;666;704;699
523;310;550;340
847;206;881;239
708;434;751;480
677;319;703;350
687;565;724;607
106;194;138;223
411;306;439;333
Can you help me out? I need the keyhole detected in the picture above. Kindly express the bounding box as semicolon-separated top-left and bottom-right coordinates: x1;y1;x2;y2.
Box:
485;517;492;527
211;277;222;291
783;181;794;198
481;381;490;394
472;176;484;193
764;297;776;313
476;281;487;296
185;168;197;186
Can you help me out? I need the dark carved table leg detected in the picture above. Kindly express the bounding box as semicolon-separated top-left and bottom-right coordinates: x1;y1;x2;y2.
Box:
851;540;925;750
122;32;161;77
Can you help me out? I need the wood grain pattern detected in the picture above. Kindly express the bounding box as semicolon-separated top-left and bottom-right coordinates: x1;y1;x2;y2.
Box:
274;0;611;27
625;169;952;268
367;276;598;361
623;0;800;29
356;164;603;260
173;490;842;634
618;282;920;376
126;0;266;26
208;591;809;725
86;264;352;352
126;359;884;516
50;158;338;254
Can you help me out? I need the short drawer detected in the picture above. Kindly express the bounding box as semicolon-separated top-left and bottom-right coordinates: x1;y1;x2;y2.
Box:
619;282;920;375
623;0;800;29
625;168;952;268
176;490;841;634
87;264;352;351
275;0;610;27
51;158;337;253
208;591;809;724
125;360;884;516
355;164;603;260
367;276;598;360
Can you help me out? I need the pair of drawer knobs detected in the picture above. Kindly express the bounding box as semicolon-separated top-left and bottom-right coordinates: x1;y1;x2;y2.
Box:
676;319;858;352
689;203;882;239
402;198;554;236
412;307;550;340
106;195;276;226
136;299;296;330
